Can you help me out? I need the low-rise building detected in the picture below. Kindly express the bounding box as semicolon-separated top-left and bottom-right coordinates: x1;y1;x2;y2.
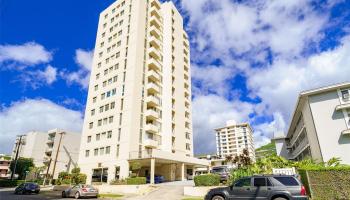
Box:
0;154;11;178
214;120;256;161
275;82;350;164
12;129;81;178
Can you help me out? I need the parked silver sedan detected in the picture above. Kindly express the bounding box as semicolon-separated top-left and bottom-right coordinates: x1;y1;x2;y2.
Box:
61;184;98;199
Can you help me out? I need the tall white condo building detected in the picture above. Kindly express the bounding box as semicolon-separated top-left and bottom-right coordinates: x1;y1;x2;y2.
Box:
78;0;208;184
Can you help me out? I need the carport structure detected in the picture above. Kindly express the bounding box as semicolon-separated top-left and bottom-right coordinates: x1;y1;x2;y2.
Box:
129;149;209;184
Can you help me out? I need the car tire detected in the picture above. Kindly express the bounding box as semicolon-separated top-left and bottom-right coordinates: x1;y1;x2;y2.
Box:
75;192;80;199
212;195;225;200
62;191;66;198
273;197;288;200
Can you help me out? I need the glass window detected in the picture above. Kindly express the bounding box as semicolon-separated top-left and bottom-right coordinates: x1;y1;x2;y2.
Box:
87;136;91;143
107;131;112;138
254;178;266;187
94;148;98;156
100;147;104;155
341;90;349;100
85;150;89;157
106;146;110;154
274;177;299;186
234;178;251;187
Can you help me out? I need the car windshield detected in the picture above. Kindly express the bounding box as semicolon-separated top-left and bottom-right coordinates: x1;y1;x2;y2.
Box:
212;168;226;173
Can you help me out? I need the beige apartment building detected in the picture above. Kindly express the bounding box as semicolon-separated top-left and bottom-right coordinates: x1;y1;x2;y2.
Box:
275;82;350;164
78;0;208;184
215;120;256;161
0;154;11;178
12;129;80;178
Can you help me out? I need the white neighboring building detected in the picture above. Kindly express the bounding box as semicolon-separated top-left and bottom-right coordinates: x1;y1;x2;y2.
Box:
214;121;256;161
12;129;81;178
78;0;208;184
275;82;350;164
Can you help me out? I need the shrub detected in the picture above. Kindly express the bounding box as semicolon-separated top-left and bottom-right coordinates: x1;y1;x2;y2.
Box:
110;179;127;185
126;177;146;185
194;174;220;186
299;168;350;199
0;180;25;187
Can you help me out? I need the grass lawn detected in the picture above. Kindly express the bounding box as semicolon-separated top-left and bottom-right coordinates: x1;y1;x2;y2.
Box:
182;197;203;200
97;193;124;199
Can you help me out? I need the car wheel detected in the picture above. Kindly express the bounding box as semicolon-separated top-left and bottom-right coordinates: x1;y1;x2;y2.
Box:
273;198;288;200
212;195;225;200
62;191;66;198
74;192;80;199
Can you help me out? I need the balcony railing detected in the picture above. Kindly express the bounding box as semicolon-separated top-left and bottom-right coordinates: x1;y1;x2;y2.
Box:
145;123;160;134
148;58;161;72
147;82;160;94
149;46;161;61
145;109;159;120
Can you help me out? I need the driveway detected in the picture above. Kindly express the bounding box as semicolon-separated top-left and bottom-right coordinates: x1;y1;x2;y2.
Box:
125;180;194;200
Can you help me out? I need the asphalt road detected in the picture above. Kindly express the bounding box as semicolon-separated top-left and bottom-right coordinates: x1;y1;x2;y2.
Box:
0;188;99;200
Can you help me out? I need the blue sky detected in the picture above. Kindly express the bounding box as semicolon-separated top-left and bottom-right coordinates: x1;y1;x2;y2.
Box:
1;0;350;155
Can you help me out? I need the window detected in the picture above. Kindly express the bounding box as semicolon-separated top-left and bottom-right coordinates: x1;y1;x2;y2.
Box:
85;150;90;157
118;30;122;36
341;90;349;101
101;93;105;100
111;102;115;109
274;177;299;186
117;41;121;47
120;99;124;110
113;76;118;82
87;136;91;143
234;178;251;187
96;73;100;80
186;143;191;150
91;109;95;116
89;122;93;129
254;178;267;187
116;144;120;157
118;128;121;141
96;133;101;141
119;113;123;125
116;52;120;58
103;81;107;87
99;106;104;113
106;146;111;154
98;62;101;68
94;148;98;156
103;118;108;124
100;147;104;155
109;116;114;123
107;131;112;138
105;104;110;111
98;119;102;126
94;85;98;91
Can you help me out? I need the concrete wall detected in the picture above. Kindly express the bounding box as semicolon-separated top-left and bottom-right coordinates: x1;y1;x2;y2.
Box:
309;90;350;164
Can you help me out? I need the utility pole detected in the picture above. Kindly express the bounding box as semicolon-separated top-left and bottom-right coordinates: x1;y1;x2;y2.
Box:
50;131;65;183
43;158;52;186
11;135;25;180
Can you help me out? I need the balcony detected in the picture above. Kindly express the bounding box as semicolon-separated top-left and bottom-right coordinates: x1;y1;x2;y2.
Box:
145;109;159;120
147;58;161;72
147;82;160;94
150;0;161;10
335;102;350;111
46;137;54;144
147;69;160;82
149;46;161;61
145;123;159;134
150;15;162;30
149;36;161;50
342;129;350;135
150;5;161;20
146;95;160;107
150;26;161;39
144;139;159;148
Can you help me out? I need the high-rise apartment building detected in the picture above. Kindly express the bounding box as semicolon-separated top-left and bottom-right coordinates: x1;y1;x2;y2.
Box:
275;82;350;164
214;120;256;161
78;0;208;184
11;129;80;178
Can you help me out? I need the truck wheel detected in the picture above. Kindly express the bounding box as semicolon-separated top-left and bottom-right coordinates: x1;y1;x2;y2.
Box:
212;195;225;200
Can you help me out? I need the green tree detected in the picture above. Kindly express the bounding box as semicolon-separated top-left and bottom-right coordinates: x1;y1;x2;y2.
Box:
130;162;142;177
232;149;252;168
10;157;35;179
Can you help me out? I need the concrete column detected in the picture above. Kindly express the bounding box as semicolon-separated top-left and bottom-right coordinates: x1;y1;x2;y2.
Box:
150;158;155;184
181;163;185;181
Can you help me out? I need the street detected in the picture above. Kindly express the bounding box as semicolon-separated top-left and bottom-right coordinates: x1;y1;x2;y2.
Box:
0;188;99;200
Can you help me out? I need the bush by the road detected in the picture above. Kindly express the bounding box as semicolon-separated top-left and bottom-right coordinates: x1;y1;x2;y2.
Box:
194;174;220;186
0;180;25;187
126;177;146;185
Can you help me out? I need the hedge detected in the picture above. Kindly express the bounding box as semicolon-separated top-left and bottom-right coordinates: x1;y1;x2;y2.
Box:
194;174;220;186
0;180;25;187
126;177;146;185
299;168;350;199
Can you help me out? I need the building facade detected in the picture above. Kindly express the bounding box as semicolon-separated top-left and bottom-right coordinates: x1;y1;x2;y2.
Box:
275;82;350;164
214;121;256;161
12;129;80;178
78;0;207;184
0;154;11;178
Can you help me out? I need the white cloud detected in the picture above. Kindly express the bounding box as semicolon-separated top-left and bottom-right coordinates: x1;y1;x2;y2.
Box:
0;99;83;154
247;36;350;134
16;65;58;89
62;49;93;89
192;94;255;154
0;42;52;66
38;65;57;84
